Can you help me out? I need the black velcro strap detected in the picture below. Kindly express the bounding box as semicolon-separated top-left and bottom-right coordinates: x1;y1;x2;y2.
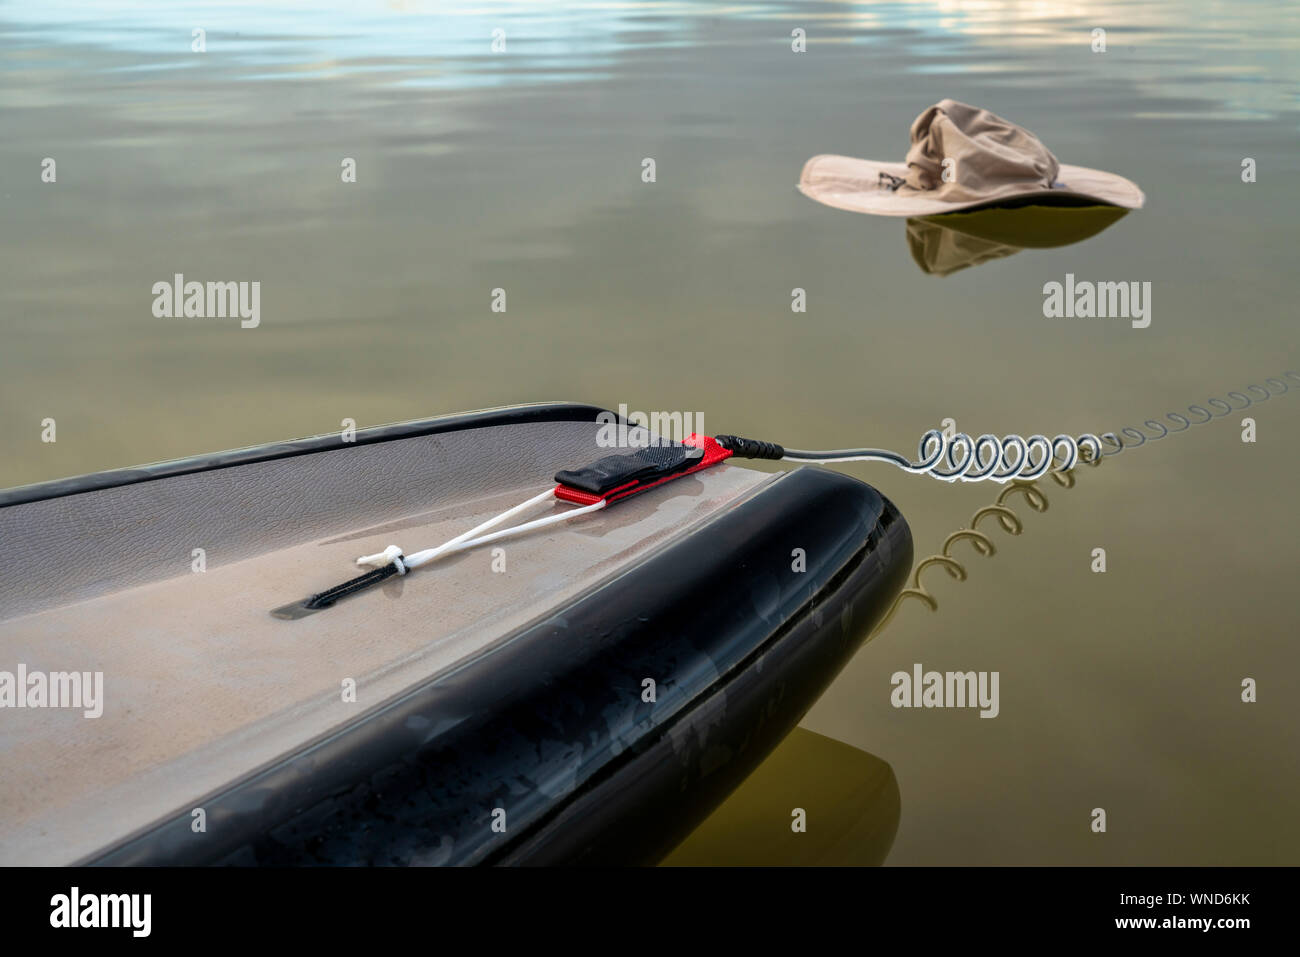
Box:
303;560;404;610
555;444;704;495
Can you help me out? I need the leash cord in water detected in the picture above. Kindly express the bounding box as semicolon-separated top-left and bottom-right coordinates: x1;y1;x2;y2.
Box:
717;371;1300;483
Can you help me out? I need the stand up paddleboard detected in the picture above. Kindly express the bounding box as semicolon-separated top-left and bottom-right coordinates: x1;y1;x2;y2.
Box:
0;403;911;866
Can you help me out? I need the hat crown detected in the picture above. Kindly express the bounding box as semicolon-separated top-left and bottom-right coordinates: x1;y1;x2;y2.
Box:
903;99;1061;201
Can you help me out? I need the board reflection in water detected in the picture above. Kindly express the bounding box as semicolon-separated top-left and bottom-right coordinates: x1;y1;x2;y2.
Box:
661;728;900;866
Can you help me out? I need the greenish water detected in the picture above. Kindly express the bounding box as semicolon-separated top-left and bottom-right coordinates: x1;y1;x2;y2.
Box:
2;0;1297;864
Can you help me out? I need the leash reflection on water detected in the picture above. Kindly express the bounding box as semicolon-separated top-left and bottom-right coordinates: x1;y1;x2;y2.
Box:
872;462;1099;641
870;370;1299;640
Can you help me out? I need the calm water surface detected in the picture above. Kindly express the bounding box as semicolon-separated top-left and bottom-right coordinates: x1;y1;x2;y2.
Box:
2;0;1297;863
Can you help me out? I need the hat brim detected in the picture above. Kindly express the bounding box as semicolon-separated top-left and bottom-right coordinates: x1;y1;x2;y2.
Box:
798;155;1145;217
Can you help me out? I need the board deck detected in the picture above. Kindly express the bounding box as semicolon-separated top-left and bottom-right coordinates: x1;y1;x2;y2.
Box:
0;404;911;865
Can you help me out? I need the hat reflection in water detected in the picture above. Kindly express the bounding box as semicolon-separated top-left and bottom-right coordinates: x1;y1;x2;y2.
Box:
905;204;1130;277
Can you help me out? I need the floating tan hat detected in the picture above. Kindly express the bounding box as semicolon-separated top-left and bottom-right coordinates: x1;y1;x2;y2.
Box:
799;99;1145;217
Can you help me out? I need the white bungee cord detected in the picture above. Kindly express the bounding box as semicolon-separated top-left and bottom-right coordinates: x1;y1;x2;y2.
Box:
356;490;606;574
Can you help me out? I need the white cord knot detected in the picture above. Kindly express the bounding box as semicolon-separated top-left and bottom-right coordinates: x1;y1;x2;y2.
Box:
356;544;407;575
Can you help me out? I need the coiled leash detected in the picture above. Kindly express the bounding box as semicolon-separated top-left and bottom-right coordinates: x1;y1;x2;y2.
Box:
285;430;1093;615
282;370;1298;615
